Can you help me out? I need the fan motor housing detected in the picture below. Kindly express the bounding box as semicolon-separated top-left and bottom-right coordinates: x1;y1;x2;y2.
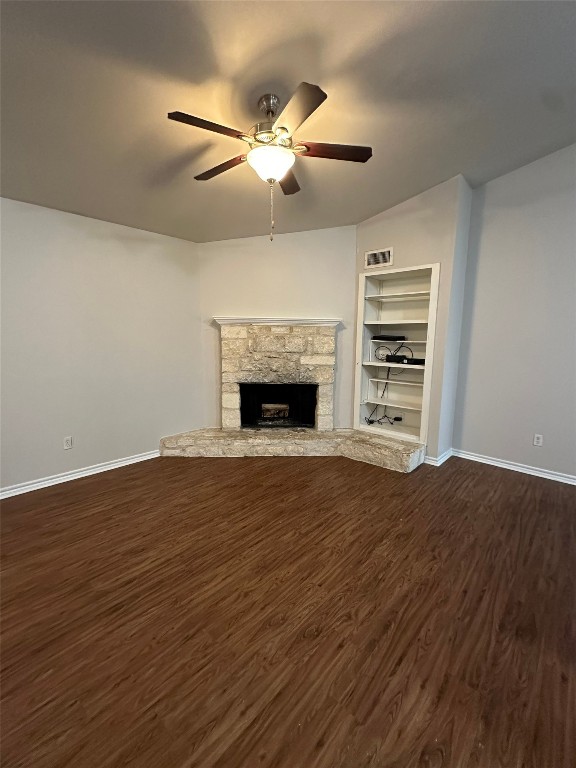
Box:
250;122;275;143
250;120;293;148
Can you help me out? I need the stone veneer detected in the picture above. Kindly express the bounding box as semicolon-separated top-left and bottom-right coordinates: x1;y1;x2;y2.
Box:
217;320;338;431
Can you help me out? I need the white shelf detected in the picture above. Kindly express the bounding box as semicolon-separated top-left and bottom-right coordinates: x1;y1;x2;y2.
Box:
364;321;428;326
363;399;422;412
370;339;427;344
365;291;430;302
368;378;423;387
363;361;425;370
359;422;422;440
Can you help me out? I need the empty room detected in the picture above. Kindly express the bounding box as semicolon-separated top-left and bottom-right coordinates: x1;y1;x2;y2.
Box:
1;1;575;766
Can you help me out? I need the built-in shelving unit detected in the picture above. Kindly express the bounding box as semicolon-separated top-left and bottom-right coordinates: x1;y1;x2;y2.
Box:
354;264;440;444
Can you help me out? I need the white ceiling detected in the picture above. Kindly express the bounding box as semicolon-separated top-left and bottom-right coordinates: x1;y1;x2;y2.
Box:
1;1;575;243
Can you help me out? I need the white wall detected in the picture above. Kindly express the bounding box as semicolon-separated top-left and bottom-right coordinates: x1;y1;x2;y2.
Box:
438;178;473;456
356;176;472;459
454;145;576;476
196;226;358;429
1;199;203;488
1;204;357;490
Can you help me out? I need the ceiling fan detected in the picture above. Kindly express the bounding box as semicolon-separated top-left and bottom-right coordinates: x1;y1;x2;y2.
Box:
168;82;372;238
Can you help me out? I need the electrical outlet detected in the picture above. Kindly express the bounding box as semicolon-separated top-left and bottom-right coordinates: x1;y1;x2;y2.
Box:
63;436;73;450
533;433;543;447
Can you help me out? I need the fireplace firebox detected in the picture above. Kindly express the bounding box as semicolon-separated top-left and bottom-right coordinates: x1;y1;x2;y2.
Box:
239;383;318;429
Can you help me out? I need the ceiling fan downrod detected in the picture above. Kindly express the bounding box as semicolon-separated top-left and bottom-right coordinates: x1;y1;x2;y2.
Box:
269;181;275;241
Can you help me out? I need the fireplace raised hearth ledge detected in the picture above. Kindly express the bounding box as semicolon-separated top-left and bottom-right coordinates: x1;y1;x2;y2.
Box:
160;429;425;473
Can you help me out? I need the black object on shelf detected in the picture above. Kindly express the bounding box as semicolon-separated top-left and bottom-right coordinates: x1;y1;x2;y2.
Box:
372;334;406;341
405;357;425;365
385;355;426;365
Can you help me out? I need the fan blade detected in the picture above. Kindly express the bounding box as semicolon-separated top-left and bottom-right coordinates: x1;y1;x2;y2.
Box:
279;169;301;195
298;141;372;163
168;111;249;141
272;82;327;137
194;155;246;181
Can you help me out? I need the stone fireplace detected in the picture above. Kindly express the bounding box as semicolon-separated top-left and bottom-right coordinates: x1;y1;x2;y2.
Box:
215;318;339;431
159;317;426;473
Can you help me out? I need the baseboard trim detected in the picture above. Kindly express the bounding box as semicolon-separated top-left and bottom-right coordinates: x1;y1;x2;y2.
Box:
3;447;573;497
0;451;160;499
451;449;576;486
424;449;453;467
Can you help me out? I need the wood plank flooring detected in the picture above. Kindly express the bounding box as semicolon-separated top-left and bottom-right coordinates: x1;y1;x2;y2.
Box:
1;456;575;767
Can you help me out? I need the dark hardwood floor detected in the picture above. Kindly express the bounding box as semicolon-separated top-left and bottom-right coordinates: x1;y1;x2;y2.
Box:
1;456;575;767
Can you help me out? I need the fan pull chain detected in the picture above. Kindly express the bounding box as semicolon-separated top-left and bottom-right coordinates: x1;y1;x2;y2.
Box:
269;181;275;241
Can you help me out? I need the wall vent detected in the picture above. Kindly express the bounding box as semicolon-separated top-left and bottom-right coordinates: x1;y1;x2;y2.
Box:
365;248;393;269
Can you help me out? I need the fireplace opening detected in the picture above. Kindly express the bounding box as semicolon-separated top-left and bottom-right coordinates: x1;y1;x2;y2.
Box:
239;383;318;429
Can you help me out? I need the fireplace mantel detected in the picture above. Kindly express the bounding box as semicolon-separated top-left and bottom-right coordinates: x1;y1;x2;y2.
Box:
213;317;341;327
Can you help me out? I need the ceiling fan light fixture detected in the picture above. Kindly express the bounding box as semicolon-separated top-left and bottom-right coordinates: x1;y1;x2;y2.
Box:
246;145;295;183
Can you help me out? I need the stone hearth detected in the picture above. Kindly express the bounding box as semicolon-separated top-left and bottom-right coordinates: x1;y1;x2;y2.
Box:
160;429;425;473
